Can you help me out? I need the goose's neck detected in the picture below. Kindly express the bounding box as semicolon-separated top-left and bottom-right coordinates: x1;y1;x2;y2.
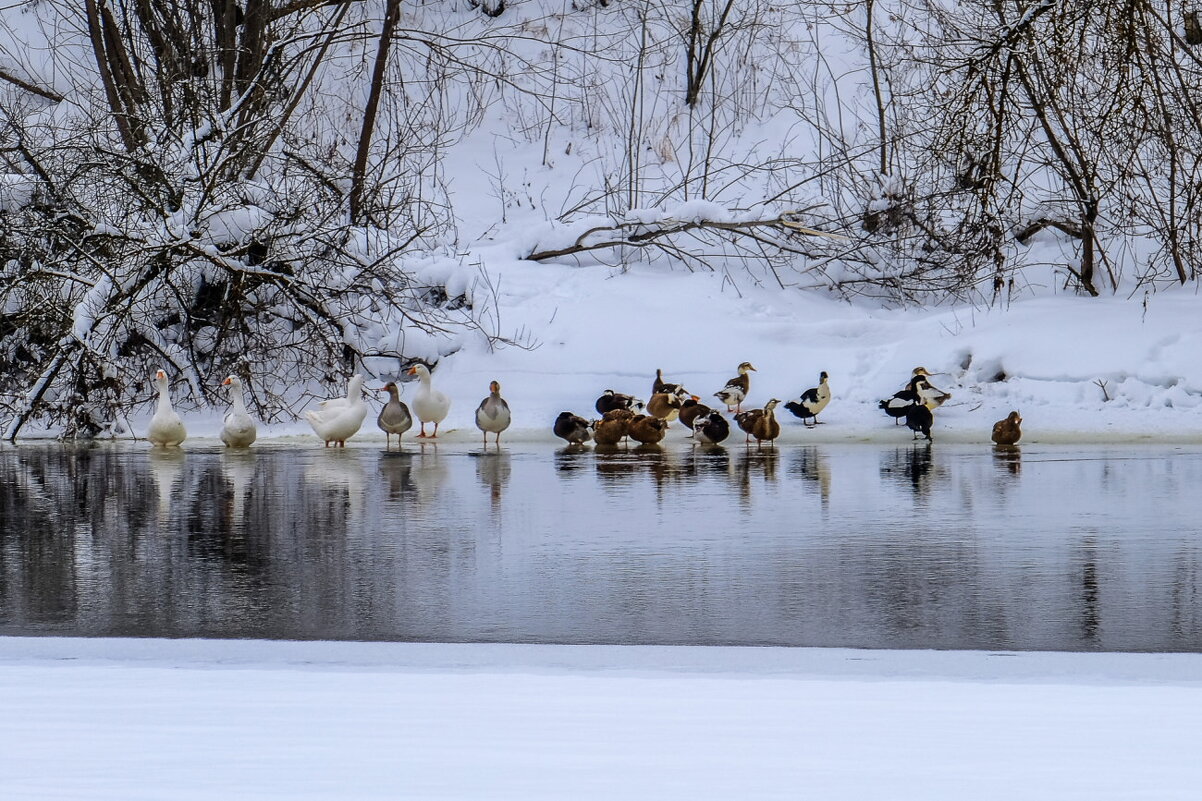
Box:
156;382;173;413
231;390;248;415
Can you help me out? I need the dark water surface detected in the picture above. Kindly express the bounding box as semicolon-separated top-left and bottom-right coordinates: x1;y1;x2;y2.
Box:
1;440;1200;652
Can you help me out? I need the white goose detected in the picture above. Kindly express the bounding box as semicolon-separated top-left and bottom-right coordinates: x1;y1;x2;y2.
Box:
305;374;368;447
147;369;187;447
220;375;257;447
408;363;451;438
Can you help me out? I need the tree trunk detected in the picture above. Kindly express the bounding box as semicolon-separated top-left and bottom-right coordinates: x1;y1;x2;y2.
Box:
350;0;402;225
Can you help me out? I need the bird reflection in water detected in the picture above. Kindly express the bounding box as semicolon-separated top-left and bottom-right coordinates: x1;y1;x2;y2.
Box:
473;449;511;511
410;445;448;508
377;449;415;502
148;447;186;526
880;443;939;499
554;443;591;473
219;449;257;527
732;446;778;507
992;443;1022;475
790;446;831;510
684;444;731;483
304;448;366;520
593;443;670;491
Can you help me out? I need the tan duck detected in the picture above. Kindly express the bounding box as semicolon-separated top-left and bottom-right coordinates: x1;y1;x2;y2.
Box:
991;411;1022;445
647;387;695;422
376;382;413;446
714;361;756;412
627;414;669;445
474;380;512;445
553;411;592;444
592;414;630;446
735;399;781;446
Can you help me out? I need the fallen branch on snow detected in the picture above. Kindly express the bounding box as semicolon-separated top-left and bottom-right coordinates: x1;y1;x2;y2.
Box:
526;211;847;262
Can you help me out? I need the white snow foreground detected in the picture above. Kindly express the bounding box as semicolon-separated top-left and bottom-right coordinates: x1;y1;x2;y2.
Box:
2;637;1201;800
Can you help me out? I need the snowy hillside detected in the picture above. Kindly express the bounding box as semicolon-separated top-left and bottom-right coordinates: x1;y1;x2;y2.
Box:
2;1;1201;439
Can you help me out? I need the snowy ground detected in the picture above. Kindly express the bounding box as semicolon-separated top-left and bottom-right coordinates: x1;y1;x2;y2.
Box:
103;260;1202;447
2;637;1200;800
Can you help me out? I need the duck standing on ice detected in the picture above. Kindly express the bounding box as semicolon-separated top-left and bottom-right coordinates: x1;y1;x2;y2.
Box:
714;361;756;413
305;374;368;447
408;363;451;438
475;380;511;445
735;398;781;446
376;381;413;447
784;371;831;427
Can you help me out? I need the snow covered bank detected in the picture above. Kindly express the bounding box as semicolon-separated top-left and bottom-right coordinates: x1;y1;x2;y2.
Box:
2;637;1201;800
92;260;1202;446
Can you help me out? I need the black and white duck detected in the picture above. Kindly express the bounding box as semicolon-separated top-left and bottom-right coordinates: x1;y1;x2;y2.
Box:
879;374;930;423
553;411;592;444
911;366;952;409
595;389;645;416
905;403;934;441
693;411;730;445
784;371;831;427
678;398;713;435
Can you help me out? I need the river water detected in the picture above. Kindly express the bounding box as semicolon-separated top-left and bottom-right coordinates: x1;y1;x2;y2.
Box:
1;441;1199;651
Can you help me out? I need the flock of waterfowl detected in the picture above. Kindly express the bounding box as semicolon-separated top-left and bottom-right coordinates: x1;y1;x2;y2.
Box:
148;362;506;448
146;361;1023;449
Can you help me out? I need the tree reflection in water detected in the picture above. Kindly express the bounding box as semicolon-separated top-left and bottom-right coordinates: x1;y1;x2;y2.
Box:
1;442;1201;652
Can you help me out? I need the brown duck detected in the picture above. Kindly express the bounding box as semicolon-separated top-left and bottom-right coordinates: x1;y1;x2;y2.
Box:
714;362;756;412
678;398;712;434
652;368;685;397
991;411;1022;445
592;409;634;445
735;399;781;445
647;388;696;422
627;414;669;445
